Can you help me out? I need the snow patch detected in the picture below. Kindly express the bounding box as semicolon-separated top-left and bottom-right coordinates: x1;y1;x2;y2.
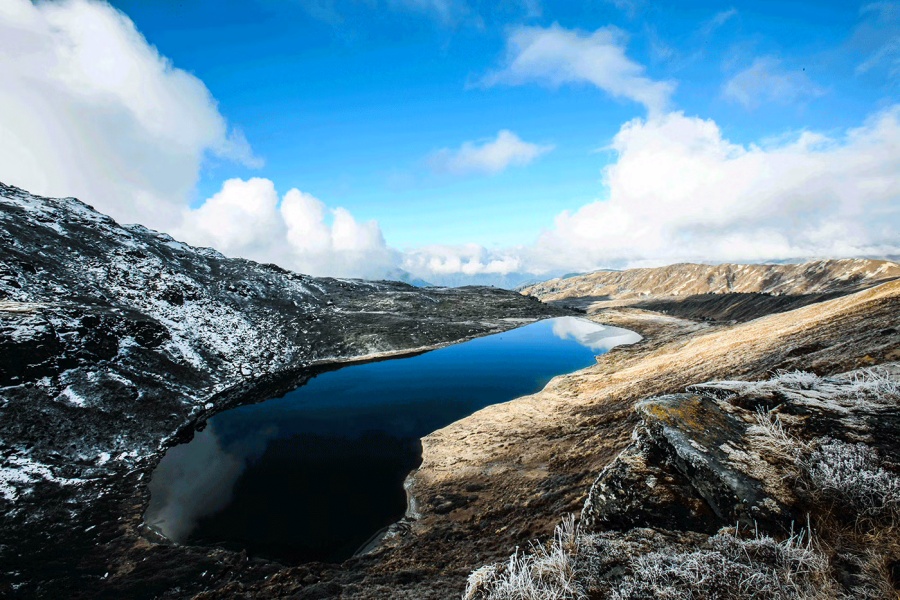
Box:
0;455;83;502
57;386;88;407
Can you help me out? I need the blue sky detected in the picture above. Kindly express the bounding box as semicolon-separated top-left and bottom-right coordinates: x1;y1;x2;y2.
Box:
1;0;897;283
108;0;895;248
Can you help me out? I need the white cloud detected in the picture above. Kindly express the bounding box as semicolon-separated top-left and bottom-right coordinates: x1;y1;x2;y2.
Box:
404;107;900;280
402;244;522;276
526;107;900;272
723;56;826;109
145;423;246;542
551;317;642;352
176;178;395;279
482;24;676;115
428;130;553;175
0;0;260;231
175;178;285;258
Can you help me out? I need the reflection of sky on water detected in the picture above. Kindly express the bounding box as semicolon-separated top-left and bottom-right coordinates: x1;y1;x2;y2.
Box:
144;316;641;556
146;423;278;542
146;423;242;541
551;316;642;351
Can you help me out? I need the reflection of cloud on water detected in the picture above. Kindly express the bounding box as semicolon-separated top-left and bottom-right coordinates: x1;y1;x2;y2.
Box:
145;422;276;542
551;317;642;352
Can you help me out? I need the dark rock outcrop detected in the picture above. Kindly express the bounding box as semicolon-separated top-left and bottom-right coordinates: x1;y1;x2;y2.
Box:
583;366;900;542
582;392;799;536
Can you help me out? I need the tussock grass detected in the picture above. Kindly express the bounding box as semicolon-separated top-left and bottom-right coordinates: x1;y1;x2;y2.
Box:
463;521;838;600
769;370;822;390
463;515;585;600
804;439;900;524
842;366;900;403
750;407;808;460
608;528;836;600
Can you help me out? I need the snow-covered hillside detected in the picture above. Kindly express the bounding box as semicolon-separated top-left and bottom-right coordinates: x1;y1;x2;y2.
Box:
0;182;564;596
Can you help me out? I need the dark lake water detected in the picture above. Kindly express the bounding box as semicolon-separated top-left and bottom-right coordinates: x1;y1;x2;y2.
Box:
145;316;640;564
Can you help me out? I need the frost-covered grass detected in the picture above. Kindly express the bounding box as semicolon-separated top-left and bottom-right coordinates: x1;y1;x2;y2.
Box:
804;439;900;523
769;370;822;390
745;370;900;524
463;523;837;600
751;406;900;527
464;516;585;600
767;367;900;407
465;366;900;599
842;367;900;403
750;408;807;460
607;529;834;600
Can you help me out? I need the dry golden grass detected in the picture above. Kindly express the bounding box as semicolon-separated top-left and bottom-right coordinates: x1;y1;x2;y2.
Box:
372;280;900;596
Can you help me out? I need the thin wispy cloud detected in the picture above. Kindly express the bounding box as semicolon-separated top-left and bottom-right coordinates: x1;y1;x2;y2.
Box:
294;0;345;26
646;26;676;63
389;0;470;26
428;130;554;175
700;8;737;35
603;0;643;19
482;24;676;115
853;2;900;78
298;0;541;28
723;56;827;109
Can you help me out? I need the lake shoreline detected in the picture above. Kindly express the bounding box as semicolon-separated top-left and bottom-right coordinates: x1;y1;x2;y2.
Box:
145;317;636;564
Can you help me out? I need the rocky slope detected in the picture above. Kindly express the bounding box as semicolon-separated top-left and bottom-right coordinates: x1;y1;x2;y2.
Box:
522;260;900;321
0;182;566;598
468;364;900;598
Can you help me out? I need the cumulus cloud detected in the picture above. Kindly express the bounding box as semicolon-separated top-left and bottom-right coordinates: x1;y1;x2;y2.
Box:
428;130;553;175
723;56;826;109
482;24;676;115
527;106;900;272
405;107;900;280
402;243;522;276
176;178;395;279
0;0;260;231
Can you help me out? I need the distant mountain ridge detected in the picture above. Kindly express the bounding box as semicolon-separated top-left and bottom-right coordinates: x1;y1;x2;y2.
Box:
414;270;545;290
521;259;900;304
